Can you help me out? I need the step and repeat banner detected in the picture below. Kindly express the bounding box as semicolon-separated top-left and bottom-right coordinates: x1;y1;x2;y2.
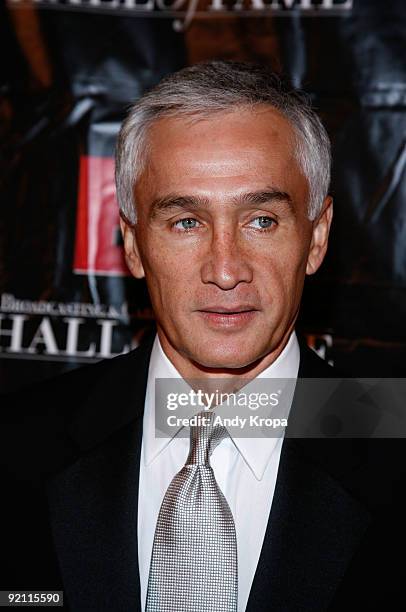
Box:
1;0;405;391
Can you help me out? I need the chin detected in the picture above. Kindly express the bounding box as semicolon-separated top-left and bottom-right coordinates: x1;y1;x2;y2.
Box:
191;345;260;371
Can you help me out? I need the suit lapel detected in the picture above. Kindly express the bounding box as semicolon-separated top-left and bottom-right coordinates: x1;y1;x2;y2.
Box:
245;438;371;611
48;418;143;611
47;335;154;611
246;341;372;611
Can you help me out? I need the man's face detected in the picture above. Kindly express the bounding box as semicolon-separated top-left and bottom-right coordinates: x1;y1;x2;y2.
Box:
122;106;332;372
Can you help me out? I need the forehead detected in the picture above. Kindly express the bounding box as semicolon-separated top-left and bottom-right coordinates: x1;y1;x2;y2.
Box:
135;106;308;204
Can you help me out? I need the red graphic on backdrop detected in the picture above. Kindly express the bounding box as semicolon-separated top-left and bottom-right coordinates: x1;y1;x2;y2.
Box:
74;155;130;276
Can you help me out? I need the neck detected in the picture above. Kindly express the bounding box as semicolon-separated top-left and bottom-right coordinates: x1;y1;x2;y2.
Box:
157;327;294;398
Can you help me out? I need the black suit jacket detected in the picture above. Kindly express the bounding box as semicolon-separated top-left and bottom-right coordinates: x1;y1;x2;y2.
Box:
1;334;405;611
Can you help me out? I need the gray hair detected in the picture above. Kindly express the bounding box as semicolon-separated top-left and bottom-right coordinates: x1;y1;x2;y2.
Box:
115;61;331;224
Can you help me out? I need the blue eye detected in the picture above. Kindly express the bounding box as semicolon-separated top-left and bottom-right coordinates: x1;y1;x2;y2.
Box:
173;218;200;231
250;216;276;229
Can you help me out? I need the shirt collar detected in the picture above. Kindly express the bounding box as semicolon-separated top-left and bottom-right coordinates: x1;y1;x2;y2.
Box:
228;332;299;480
143;332;300;480
143;336;184;467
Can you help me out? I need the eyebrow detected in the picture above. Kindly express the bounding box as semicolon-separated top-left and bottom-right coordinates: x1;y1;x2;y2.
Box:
238;189;294;212
150;188;295;218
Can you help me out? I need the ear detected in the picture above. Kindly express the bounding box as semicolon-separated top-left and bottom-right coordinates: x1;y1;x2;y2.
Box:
119;216;145;279
306;196;333;276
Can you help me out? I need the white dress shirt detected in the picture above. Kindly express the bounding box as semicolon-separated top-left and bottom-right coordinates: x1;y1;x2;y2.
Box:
138;332;300;612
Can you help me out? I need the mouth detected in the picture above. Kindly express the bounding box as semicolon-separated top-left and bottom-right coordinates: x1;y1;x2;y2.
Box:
199;305;258;314
196;306;259;328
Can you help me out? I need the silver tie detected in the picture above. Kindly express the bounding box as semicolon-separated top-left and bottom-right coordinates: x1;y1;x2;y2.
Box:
145;411;238;612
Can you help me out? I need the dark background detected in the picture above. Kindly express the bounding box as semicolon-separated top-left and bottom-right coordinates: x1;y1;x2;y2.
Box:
1;0;405;392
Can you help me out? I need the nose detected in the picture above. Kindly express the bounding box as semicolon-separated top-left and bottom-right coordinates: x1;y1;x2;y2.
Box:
200;227;253;290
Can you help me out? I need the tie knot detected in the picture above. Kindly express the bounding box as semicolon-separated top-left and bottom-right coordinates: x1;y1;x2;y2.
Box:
186;411;228;466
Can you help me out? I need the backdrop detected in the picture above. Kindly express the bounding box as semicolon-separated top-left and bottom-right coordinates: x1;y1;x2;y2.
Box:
1;0;405;392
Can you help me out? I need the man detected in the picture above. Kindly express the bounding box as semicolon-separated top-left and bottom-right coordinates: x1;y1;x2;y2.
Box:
1;61;405;611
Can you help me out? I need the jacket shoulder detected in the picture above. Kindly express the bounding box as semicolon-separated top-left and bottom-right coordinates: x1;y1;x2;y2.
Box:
0;335;154;481
297;335;340;378
1;334;154;421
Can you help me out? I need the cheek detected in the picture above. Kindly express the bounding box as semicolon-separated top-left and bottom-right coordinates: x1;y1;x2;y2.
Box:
283;256;308;309
141;231;202;284
142;225;188;262
141;244;195;310
257;247;307;308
